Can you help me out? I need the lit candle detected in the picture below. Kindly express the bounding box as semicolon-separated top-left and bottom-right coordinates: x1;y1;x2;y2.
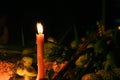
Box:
36;22;44;80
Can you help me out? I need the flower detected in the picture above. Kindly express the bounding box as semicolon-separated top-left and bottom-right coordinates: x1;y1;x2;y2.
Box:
0;60;15;80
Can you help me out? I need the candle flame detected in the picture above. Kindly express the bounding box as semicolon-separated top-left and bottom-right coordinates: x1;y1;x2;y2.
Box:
37;22;43;34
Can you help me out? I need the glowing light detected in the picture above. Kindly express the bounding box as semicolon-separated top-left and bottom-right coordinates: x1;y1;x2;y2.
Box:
118;26;120;30
37;22;43;34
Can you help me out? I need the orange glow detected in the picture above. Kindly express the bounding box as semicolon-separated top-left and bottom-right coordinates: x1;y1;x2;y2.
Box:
37;22;43;34
118;26;120;30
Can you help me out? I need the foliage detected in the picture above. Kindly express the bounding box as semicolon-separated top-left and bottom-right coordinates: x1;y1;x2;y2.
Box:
0;22;120;80
47;23;120;80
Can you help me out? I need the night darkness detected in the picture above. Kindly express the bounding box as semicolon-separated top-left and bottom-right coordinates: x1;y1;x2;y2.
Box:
0;1;120;79
1;0;118;46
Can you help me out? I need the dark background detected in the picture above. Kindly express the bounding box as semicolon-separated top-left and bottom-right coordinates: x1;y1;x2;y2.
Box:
1;0;120;46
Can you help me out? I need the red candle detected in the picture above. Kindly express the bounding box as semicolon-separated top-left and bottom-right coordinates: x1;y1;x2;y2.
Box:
36;22;44;80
